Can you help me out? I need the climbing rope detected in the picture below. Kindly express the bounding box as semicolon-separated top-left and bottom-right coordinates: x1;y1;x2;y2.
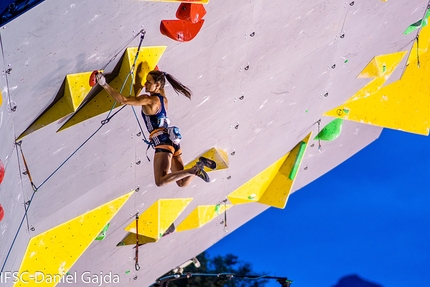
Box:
103;30;153;159
1;29;148;273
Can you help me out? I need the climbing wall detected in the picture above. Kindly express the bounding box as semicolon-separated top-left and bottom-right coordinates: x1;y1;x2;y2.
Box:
0;0;428;286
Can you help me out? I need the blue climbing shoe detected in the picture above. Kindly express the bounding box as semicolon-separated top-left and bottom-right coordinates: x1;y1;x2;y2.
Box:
198;157;217;170
195;166;211;182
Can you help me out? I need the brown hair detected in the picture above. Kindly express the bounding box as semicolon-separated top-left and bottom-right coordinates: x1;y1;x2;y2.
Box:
148;70;192;99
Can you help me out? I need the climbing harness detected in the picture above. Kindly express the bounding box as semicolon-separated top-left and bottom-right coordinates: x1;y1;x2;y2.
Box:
134;213;141;271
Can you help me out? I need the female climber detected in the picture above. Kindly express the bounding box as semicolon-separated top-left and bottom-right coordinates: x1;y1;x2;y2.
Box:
95;69;216;187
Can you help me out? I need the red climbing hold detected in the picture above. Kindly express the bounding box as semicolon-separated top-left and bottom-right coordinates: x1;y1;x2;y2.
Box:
0;160;4;184
176;3;206;23
0;204;4;222
89;70;99;87
160;20;205;42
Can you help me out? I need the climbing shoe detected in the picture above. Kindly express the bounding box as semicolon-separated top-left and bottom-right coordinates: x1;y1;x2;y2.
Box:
197;157;217;170
195;166;211;183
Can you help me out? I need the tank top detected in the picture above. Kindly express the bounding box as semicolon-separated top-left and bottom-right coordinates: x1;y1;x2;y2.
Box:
141;93;169;133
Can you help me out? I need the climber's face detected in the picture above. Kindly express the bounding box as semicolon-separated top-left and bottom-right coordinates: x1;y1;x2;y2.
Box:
145;74;161;94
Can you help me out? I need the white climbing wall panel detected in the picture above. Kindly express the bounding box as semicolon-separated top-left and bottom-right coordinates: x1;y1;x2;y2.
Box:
0;0;428;286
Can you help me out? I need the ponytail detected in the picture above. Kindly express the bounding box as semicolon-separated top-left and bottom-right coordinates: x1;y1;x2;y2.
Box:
148;70;192;99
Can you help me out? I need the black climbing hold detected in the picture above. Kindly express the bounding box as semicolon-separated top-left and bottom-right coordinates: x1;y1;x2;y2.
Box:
340;33;345;38
331;64;336;69
350;1;354;6
324;92;329;97
239;95;245;100
250;32;255;37
244;65;249;71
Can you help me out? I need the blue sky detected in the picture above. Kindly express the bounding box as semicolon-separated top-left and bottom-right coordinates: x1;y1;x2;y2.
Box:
208;128;430;287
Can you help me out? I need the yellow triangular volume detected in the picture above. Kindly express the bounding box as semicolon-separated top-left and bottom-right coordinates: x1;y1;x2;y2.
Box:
358;57;382;78
124;198;192;240
348;51;407;103
58;46;166;132
227;133;311;209
116;232;157;246
176;204;232;232
185;147;229;171
325;25;430;135
65;72;95;110
14;191;133;287
16;71;96;140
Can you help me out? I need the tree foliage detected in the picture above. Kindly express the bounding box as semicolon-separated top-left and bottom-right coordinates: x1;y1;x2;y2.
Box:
160;252;268;287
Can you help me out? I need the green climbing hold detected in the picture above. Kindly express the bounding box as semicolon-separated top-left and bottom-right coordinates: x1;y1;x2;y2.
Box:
125;271;130;274
404;8;430;35
288;142;306;181
344;59;349;63
314;118;343;141
382;64;386;73
95;223;110;241
215;204;221;214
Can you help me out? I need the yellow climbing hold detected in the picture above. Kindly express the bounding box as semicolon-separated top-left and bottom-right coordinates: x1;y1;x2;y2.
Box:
116;232;157;246
185;147;229;171
124;198;192;240
14;191;133;287
176;204;232;232
227;133;311;209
